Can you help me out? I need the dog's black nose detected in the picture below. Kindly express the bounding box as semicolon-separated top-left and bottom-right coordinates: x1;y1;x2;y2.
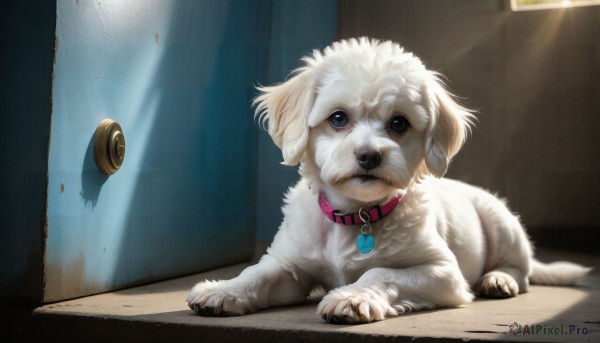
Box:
355;148;382;171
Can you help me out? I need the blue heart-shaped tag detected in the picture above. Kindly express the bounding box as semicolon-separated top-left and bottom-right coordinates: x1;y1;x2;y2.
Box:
356;233;374;254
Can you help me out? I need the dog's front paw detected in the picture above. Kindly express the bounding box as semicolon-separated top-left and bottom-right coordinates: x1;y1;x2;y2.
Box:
317;287;397;324
477;271;519;298
186;280;255;316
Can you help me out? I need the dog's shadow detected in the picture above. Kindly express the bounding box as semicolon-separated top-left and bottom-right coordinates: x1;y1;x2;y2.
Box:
234;298;459;327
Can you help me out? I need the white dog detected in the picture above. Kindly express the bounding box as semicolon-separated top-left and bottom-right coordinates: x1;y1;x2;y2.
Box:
187;38;590;324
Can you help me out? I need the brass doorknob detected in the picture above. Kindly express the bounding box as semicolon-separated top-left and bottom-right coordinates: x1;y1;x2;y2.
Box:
93;118;125;175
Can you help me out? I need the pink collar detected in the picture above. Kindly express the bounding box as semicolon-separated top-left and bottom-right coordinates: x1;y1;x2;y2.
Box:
319;193;402;225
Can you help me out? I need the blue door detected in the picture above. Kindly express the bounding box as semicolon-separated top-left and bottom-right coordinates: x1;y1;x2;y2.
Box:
44;0;267;301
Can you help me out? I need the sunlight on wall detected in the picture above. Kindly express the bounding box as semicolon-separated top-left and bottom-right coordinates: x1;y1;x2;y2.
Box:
511;0;600;11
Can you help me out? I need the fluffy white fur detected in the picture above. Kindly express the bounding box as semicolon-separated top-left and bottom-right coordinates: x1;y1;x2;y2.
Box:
187;38;590;324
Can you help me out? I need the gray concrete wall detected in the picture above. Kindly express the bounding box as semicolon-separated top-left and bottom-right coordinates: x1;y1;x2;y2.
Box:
339;0;600;234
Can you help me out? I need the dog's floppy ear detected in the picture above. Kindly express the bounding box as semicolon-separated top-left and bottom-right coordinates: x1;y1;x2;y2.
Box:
253;68;315;166
422;73;475;177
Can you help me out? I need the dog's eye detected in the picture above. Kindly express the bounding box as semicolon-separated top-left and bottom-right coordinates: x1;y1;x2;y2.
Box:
329;111;349;129
390;115;410;133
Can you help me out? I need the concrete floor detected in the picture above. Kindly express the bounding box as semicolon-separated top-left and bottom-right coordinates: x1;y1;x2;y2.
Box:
18;249;600;343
